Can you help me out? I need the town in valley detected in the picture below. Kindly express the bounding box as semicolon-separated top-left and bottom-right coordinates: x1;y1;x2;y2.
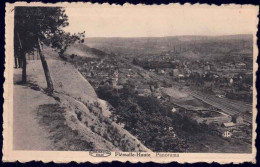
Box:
58;35;253;152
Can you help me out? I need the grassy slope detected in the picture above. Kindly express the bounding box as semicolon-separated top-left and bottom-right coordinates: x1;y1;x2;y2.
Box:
22;47;150;151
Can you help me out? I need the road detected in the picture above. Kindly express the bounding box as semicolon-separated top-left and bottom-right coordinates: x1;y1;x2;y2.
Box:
13;83;57;150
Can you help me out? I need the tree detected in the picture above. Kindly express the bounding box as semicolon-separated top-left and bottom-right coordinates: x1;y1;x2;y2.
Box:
48;31;85;59
14;7;84;94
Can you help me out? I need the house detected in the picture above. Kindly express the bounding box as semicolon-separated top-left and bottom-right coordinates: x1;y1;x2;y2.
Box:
184;68;191;75
137;89;151;96
171;107;177;113
236;62;246;69
246;110;252;114
172;69;179;77
159;69;165;74
204;64;211;71
232;114;243;124
178;74;184;78
222;122;236;130
229;78;234;85
136;85;152;96
213;74;219;79
222;130;232;138
137;84;151;90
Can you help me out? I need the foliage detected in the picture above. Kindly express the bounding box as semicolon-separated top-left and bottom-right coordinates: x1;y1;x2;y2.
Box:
96;85;120;108
14;6;84;58
47;31;85;58
15;7;67;53
96;85;200;152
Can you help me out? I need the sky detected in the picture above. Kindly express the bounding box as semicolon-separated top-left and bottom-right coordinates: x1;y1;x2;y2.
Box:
64;4;258;37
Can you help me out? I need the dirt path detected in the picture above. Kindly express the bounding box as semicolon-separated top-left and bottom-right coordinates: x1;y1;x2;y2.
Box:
13;84;57;150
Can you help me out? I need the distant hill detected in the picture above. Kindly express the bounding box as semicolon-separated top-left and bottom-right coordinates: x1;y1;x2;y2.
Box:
85;34;252;50
176;34;252;41
85;34;252;45
84;34;253;60
213;34;253;41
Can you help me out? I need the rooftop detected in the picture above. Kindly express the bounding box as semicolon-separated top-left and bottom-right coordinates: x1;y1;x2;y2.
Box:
223;122;236;127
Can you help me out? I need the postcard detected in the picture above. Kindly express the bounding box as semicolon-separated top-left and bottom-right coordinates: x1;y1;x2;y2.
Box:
3;2;258;163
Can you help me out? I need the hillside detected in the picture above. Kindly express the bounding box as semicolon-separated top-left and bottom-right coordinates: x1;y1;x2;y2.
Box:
84;34;253;60
14;48;150;152
85;34;252;47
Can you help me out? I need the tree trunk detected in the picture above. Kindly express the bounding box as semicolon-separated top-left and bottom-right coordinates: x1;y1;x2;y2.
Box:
36;50;39;60
17;32;26;82
16;32;23;68
14;53;18;68
21;51;26;83
37;38;54;94
18;56;23;68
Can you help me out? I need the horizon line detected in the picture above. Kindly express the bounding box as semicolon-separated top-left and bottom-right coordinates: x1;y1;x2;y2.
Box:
84;34;253;38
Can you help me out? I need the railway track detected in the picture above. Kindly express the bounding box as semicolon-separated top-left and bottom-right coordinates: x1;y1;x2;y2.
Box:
189;91;252;123
224;98;252;107
193;91;252;113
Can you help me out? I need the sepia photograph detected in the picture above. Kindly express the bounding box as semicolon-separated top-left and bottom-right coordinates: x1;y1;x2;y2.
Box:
3;2;258;163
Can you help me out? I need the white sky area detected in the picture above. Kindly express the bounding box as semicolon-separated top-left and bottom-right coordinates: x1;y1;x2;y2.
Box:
64;4;258;37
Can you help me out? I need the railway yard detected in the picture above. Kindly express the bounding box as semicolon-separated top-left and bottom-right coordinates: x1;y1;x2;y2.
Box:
189;90;252;124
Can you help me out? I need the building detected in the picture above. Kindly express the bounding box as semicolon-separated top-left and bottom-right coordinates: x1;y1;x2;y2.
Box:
222;130;232;138
222;122;236;130
178;74;184;78
229;78;234;85
236;62;246;69
204;64;211;71
232;114;243;124
112;69;119;87
172;69;179;77
157;69;165;74
136;85;152;96
171;107;177;113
